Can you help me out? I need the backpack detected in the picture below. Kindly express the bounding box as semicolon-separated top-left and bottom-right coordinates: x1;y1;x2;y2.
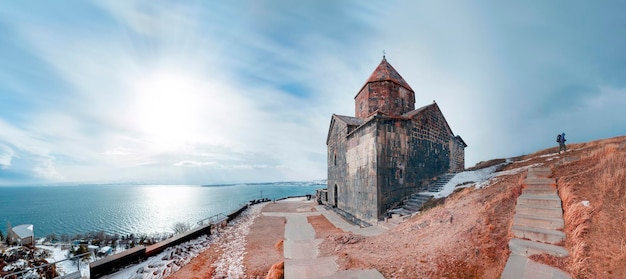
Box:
556;134;561;143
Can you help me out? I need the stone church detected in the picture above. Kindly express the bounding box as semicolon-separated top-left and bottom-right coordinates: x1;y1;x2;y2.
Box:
326;56;467;224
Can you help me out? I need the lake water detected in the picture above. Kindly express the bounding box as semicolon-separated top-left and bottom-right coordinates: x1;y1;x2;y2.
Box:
0;182;322;238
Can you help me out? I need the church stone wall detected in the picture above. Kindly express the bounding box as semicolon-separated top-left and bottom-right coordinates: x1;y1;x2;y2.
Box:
341;121;378;222
374;118;416;217
327;119;348;208
374;116;455;218
450;136;466;172
355;81;415;118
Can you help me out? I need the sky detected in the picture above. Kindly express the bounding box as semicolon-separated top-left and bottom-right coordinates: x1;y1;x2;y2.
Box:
1;1;626;186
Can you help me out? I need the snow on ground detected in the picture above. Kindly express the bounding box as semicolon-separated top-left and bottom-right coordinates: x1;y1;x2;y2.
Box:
101;204;263;279
424;159;544;199
493;163;542;178
280;196;309;202
421;164;500;198
212;204;263;278
41;244;86;276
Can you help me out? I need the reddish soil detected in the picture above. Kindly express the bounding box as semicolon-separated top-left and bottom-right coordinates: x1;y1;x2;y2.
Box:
167;244;222;279
244;215;285;278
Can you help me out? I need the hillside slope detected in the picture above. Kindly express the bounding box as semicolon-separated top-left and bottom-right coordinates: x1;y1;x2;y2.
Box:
319;135;626;278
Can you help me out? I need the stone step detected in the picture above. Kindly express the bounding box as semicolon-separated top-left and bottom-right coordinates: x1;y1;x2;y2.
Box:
405;200;426;207
517;194;562;208
512;225;565;244
527;167;552;178
514;214;564;230
410;193;433;200
516;204;563;218
407;198;430;205
522;186;557;195
403;205;421;211
524;177;556;186
509;238;569;257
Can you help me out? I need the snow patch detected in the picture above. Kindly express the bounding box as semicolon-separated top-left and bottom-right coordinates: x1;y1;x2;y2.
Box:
424;160;539;199
423;164;501;199
100;204;263;279
212;204;263;278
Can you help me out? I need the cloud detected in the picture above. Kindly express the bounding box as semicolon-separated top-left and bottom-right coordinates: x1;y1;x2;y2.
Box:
0;144;14;168
173;160;219;168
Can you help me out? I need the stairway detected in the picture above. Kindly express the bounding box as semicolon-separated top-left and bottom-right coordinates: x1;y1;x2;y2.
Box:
426;173;455;192
501;167;571;279
388;173;455;217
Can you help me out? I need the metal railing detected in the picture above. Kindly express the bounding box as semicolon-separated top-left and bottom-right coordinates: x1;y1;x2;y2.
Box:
196;213;228;226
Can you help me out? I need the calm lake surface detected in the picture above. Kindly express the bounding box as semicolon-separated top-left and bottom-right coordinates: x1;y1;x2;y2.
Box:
0;182;321;238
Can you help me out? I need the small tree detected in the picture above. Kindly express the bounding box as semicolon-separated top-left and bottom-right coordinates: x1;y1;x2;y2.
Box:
73;244;91;263
172;222;190;234
60;233;70;243
46;233;59;243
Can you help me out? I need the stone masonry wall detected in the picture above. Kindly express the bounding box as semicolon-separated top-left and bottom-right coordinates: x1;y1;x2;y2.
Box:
355;81;415;118
375;118;416;217
375;114;455;218
327;118;348;207
449;136;466;172
342;121;378;222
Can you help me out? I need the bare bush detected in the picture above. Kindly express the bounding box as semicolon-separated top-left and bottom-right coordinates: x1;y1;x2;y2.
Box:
172;222;191;234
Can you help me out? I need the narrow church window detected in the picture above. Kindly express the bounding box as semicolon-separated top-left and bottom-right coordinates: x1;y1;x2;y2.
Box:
334;184;338;206
334;154;337;166
399;169;403;179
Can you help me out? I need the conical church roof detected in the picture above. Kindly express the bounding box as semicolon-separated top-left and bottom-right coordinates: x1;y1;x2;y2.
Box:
363;57;414;92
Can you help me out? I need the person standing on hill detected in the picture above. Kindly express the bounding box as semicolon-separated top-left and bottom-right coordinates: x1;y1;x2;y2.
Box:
557;132;567;154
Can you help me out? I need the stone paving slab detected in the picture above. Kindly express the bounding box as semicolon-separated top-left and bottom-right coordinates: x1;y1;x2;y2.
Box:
524;178;556;185
285;257;338;278
509;238;569;257
318;269;386;279
515;204;563;218
512;225;565;244
522;186;558;195
270;200;385;279
315;206;386;237
527;167;552;177
502;254;571;279
514;214;564;230
284;239;323;259
518;194;562;208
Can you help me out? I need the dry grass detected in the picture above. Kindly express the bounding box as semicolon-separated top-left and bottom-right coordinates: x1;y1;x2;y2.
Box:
553;136;626;278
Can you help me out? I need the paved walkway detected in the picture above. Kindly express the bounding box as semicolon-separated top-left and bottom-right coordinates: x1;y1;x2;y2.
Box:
263;199;385;279
502;167;571;279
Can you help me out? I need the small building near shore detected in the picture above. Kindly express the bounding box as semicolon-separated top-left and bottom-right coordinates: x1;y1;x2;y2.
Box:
326;56;467;224
11;224;34;246
98;246;113;257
